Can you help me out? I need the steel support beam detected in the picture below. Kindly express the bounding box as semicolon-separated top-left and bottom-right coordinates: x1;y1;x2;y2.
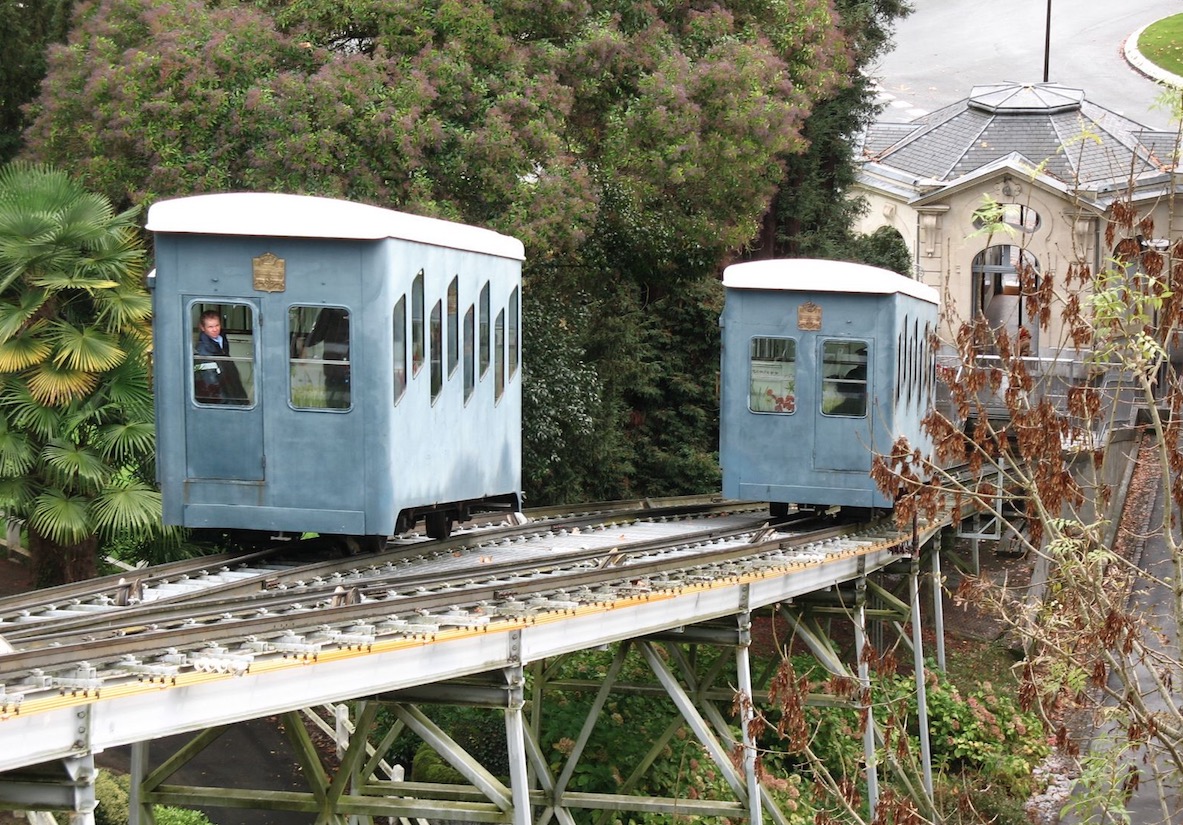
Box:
735;611;762;825
503;664;531;825
930;537;947;672
0;754;96;818
129;742;154;825
909;559;934;802
392;703;513;814
660;640;792;825
636;641;749;802
854;577;879;820
552;643;630;803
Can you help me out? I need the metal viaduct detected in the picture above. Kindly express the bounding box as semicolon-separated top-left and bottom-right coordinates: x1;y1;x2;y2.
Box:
0;497;999;825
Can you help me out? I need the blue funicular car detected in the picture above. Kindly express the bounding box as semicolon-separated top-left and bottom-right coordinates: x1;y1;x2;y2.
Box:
719;258;939;517
148;193;525;548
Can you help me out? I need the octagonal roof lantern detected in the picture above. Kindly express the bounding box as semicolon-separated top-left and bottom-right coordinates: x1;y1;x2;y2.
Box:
968;81;1085;115
857;79;1175;196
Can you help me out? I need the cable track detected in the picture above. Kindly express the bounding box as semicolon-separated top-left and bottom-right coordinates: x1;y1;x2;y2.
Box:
0;503;916;705
0;497;752;631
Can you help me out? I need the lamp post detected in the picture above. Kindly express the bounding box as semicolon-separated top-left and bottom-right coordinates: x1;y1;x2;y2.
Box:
1043;0;1051;82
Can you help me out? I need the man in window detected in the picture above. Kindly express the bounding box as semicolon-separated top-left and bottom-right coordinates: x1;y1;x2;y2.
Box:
194;310;249;405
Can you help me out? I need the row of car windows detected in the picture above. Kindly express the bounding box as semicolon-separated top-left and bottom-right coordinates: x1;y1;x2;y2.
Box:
190;273;520;411
896;318;934;409
748;337;868;417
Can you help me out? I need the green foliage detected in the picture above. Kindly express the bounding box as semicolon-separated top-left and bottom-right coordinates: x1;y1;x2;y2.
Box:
1061;746;1139;825
934;774;1032;825
153;808;216;825
767;0;911;258
94;770;129;825
761;652;1046;819
523;270;724;506
0;162;175;582
907;671;1048;797
94;771;214;825
433;708;511;776
848;225;914;275
761;654;866;780
1087;266;1170;376
410;742;468;784
538;645;734;803
20;0;910;508
522;279;632;505
23;0;849;265
0;0;72;162
375;704;510;783
621;277;724;497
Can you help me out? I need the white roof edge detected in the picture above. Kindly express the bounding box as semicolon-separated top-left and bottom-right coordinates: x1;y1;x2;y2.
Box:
146;193;525;261
723;258;939;305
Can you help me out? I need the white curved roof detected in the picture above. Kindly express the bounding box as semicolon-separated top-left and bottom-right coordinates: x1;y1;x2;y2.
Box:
146;193;525;261
723;258;938;305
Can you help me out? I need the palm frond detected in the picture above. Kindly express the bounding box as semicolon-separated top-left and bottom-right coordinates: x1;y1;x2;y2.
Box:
0;426;36;476
43;438;110;488
89;479;162;538
0;475;36;515
76;225;145;268
54;191;118;246
96;287;154;331
49;321;126;372
96;421;156;464
0;329;53;372
29;488;92;546
0;291;49;343
26;360;100;406
0;162;79;210
0;377;66;439
31;270;120;292
0;163;143;298
100;351;154;415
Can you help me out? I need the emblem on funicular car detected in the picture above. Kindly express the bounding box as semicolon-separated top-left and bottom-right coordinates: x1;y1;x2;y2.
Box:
252;253;286;292
797;301;821;330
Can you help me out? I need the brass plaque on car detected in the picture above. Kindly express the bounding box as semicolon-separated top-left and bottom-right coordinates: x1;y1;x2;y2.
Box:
253;253;286;292
797;301;821;330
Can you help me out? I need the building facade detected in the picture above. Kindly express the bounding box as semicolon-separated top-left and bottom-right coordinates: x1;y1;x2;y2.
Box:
854;82;1181;360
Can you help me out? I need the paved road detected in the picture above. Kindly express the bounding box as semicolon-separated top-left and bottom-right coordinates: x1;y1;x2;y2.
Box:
872;0;1180;130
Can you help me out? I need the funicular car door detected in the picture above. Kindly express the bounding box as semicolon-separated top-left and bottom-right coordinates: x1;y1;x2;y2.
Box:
184;298;265;481
813;338;874;472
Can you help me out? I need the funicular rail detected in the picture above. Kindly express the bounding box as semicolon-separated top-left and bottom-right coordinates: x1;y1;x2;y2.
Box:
0;476;1021;825
0;507;869;681
0;503;942;777
0;496;760;641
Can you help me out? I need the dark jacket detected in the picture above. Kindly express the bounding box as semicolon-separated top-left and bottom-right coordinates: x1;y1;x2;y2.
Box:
195;332;249;404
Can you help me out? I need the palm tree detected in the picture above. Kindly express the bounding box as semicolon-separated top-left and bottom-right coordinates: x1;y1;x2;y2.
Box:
0;161;162;584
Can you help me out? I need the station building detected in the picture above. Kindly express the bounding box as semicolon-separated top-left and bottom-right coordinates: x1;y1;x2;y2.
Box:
853;81;1182;360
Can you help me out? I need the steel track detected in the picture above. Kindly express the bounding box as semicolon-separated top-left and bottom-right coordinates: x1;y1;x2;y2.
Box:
0;505;909;698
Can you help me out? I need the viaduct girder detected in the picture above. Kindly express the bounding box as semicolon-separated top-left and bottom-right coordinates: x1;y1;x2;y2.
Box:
1;524;951;824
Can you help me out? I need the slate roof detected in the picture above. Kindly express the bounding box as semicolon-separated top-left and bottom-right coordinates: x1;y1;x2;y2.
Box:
860;82;1175;191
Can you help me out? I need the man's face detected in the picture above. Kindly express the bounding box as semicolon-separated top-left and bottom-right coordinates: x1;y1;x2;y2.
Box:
202;318;222;338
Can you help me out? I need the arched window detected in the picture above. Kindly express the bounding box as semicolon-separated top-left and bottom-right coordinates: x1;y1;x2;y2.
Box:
971;245;1040;354
972;203;1041;233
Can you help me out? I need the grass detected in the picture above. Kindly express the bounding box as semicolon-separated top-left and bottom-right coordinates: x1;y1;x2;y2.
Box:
1138;14;1183;77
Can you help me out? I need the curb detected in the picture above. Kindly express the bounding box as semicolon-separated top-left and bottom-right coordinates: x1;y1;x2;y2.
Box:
1124;22;1183;88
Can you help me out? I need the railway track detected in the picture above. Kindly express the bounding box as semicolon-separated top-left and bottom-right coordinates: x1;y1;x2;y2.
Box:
0;496;747;632
0;498;916;711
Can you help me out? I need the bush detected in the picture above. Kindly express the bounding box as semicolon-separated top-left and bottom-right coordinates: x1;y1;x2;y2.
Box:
153;807;216;825
91;771;213;825
935;774;1032;825
410;742;467;784
920;675;1048;796
94;772;129;825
